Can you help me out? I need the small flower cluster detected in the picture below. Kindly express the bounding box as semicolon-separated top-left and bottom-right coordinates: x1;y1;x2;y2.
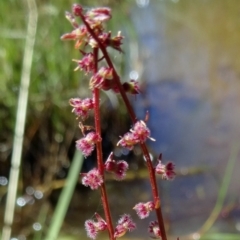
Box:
117;120;155;150
133;201;155;219
85;214;136;240
114;215;136;238
82;168;103;190
61;5;121;54
148;221;161;239
104;152;128;180
85;213;107;239
73;53;94;73
116;120;175;238
76;132;101;157
61;4;140;95
89;67;116;91
131;156;175;238
69;97;94;119
155;154;176;180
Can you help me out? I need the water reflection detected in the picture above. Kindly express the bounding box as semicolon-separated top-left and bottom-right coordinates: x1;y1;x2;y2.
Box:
25;186;34;195
136;0;150;8
129;70;139;80
130;0;240;237
32;222;42;231
0;176;8;186
16;196;35;207
34;190;43;200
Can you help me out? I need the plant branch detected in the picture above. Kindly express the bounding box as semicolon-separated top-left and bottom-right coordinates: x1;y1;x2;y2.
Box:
80;14;167;240
93;48;115;240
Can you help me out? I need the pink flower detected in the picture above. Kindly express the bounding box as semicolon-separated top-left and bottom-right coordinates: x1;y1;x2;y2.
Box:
69;97;94;119
72;4;83;17
117;132;138;150
114;214;136;238
97;67;113;79
85;213;107;239
118;120;155;150
133;201;155;219
155;161;176;180
148;221;162;239
73;53;94;73
98;32;111;45
89;67;113;90
85;7;111;23
131;120;153;143
108;31;124;52
60;25;88;49
76;132;101;157
82;168;103;190
76;139;94;157
85;220;97;239
104;152;128;180
88;31;123;52
88;33;110;48
61;25;87;40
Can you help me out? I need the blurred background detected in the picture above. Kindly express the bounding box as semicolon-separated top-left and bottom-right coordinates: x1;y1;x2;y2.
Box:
1;0;240;239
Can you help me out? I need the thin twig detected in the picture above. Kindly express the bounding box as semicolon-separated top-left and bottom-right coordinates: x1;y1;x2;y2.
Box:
93;48;115;240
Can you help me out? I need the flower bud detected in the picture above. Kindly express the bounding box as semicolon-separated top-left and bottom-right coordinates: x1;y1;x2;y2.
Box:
104;152;128;180
72;4;83;16
148;221;162;239
155;161;176;180
114;214;136;238
122;80;141;95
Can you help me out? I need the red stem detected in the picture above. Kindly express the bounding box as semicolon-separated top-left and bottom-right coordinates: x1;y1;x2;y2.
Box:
80;13;167;240
93;48;115;240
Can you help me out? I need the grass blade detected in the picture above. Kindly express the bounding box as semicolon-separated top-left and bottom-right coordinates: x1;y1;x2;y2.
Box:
44;150;84;240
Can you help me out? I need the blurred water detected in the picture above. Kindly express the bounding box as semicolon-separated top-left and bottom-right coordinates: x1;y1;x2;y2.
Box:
130;0;240;237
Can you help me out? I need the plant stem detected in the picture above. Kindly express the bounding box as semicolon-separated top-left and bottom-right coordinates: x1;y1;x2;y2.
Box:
93;48;115;240
141;144;167;240
44;150;83;240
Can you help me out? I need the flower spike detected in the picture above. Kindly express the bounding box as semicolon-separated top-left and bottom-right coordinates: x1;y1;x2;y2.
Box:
62;3;170;239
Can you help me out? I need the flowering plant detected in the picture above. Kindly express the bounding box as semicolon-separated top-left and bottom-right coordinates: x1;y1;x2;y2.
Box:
61;4;175;240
